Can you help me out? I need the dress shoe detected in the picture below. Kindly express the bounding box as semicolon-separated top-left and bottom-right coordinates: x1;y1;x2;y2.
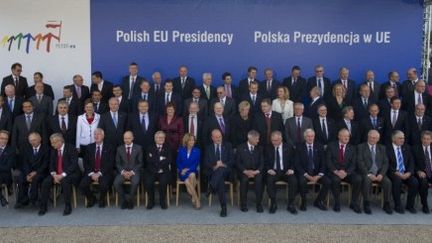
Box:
146;202;154;210
256;204;264;213
161;203;168;210
86;196;96;208
299;199;307;211
287;204;297;214
269;203;277;214
128;202;134;210
350;203;362;214
38;204;47;216
220;205;227;217
333;202;341;212
422;205;430;214
98;200;106;208
383;202;393;214
240;205;248;212
406;206;417;214
313;200;327;211
394;205;405;214
121;201;128;209
63;204;72;216
363;202;372;215
0;196;8;207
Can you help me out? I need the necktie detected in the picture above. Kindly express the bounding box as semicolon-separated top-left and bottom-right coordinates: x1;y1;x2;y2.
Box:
126;146;131;161
33;148;38;156
155;84;160;93
165;93;170;105
396;147;405;173
77;86;81;98
205;86;210;99
113;113;118;128
57;149;63;175
15;76;19;87
318;78;323;94
267;80;271;91
338;144;345;165
220;98;225;106
418;93;423;104
363;98;368;108
369;82;373;92
8;99;13;111
346;121;352;133
37;95;42;102
275;147;281;171
181;77;185;89
226;85;232;98
372;118;377;128
61;116;67;132
425;147;432;178
308;145;314;172
130;77;135;99
157;145;162;153
322;119;328;141
218;117;225;134
252;95;256;105
95;145;101;172
141;115;147;132
418;118;423;130
265;113;271;143
216;144;221;161
297;117;302;142
343;80;347;89
26;115;31;130
370;145;378;175
392;111;397;127
292;78;296;85
250;145;254;153
189;116;195;135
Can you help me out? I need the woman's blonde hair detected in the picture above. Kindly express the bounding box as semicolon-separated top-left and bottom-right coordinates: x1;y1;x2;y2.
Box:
182;133;196;147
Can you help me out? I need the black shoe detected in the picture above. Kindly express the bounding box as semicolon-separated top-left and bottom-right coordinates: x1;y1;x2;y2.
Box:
121;201;128;209
146;202;154;210
313;200;327;211
300;198;307;211
160;203;168;210
394;205;405;214
406;206;417;214
0;196;8;207
383;202;393;214
422;205;430;214
256;204;264;213
240;205;248;212
333;202;341;212
269;202;277;214
363;202;372;215
63;204;72;216
98;200;106;208
86;196;96;208
287;204;297;214
14;202;24;209
350;203;362;214
128;201;134;210
220;205;227;217
38;204;47;216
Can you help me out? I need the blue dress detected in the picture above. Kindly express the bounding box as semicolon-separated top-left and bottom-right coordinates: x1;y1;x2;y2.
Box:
176;146;200;181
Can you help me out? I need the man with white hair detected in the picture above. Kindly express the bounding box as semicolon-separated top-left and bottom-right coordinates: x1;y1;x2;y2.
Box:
203;102;231;145
151;71;164;96
198;72;216;103
172;65;196;100
4;84;24;119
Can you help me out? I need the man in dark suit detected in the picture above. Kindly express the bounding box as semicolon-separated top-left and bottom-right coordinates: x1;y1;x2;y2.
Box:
222;72;239;101
198;73;217;106
386;130;418;214
172;65;196;100
379;71;402;99
4;84;24;120
333;67;356;104
408;103;432;145
295;129;330;211
1;62;28;98
150;71;164;98
131;80;156;114
240;81;263;114
39;133;81;216
79;128;115;208
238;66;259;98
48;101;77;146
71;74;90;106
305;86;324;119
90;71;113;103
378;85;396;116
0;130;15;207
58;85;81;117
265;131;298;214
260;68;279;99
336;106;360;145
361;70;381;102
313;104;337;147
283;66;307;103
236;130;264;212
127;100;157;151
184;102;203;148
352;84;376;121
412;130;432;214
112;85;131;113
157;80;182;116
98;97;127;148
357;130;392;214
91;90;109;114
211;86;236;117
15;132;49;208
307;65;332;99
0;96;12;132
326;129;362;213
26;72;55;100
120;62;145;100
285;103;313;147
359;104;384;143
401;67;419;98
252;99;285;146
113;131;143;209
203;102;232;145
402;80;431;115
28;82;53;118
383;97;408;145
144;131;172;209
11;100;46;154
204;129;234;217
183;88;208;119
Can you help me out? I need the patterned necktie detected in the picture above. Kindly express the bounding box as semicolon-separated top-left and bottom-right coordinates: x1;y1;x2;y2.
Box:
418;93;423;104
338;144;345;164
418;118;423;130
425;147;432;178
370;145;378;175
216;144;221;161
189;116;195;135
95;145;101;172
397;147;405;173
275;147;281;171
392;111;397;127
126;146;131;161
218;117;225;134
113;112;118;128
26;115;31;130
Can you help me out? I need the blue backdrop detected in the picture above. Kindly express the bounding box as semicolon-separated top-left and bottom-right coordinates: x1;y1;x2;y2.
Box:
91;0;423;86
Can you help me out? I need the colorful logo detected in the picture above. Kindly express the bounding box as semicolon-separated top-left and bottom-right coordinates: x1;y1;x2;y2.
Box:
1;21;64;53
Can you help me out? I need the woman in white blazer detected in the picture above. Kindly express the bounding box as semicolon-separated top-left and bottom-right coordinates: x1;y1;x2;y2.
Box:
76;101;100;154
272;86;294;124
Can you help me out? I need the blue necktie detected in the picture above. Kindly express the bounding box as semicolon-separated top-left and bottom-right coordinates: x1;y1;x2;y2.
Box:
396;147;405;173
141;115;147;132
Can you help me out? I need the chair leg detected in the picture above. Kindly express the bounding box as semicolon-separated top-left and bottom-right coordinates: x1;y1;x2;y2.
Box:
137;185;140;207
209;194;212;207
115;192;118;207
176;182;180;207
107;190;110;207
73;186;77;208
167;186;170;207
230;183;234;207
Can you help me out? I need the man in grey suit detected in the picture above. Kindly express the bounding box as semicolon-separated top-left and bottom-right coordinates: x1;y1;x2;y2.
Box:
285;103;313;147
211;86;236;117
113;131;143;209
28;82;53;118
357;130;393;215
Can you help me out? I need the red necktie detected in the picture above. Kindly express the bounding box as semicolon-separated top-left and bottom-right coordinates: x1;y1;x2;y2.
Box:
57;149;63;174
338;144;345;164
126;146;131;160
95;145;101;172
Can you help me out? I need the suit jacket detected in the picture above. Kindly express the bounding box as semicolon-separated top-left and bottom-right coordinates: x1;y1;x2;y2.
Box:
1;75;28;98
183;97;208;120
386;144;414;174
71;84;90;105
83;143;115;177
305;97;325;120
283;76;307;103
156;92;182;116
210;97;236;117
407;114;432;145
285;116;313;146
252;111;285;146
230;114;253;147
93;102;109;114
57;97;81;117
235;143;264;173
0;146;15;173
295;142;325;176
238;78;260;97
203;115;232;144
90;81;114;103
378;98;392;116
402;91;431;115
412;144;432;174
116;144;143;174
127;112;157;149
12;113;46;151
313;117;337;145
240;93;263;114
307;76;332;99
183;114;204;146
326;141;356;175
49;143;80;177
121;75;145;100
360;81;381;101
145;144;172;174
359;116;384;143
4;96;24;120
0;109;12;132
259;79;280;99
223;84;239;101
98;111;127;148
198;85;217;103
379;81;401;100
204;142;233;176
336;119;360;145
26;83;55;100
352;96;376;121
264;143;294;173
29;95;53;118
383;110;408;144
21;144;49;176
357;143;388;176
172;76;196;100
48;115;77;146
130;91;156;114
401;80;416;98
333;79;356;103
119;97;131;113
